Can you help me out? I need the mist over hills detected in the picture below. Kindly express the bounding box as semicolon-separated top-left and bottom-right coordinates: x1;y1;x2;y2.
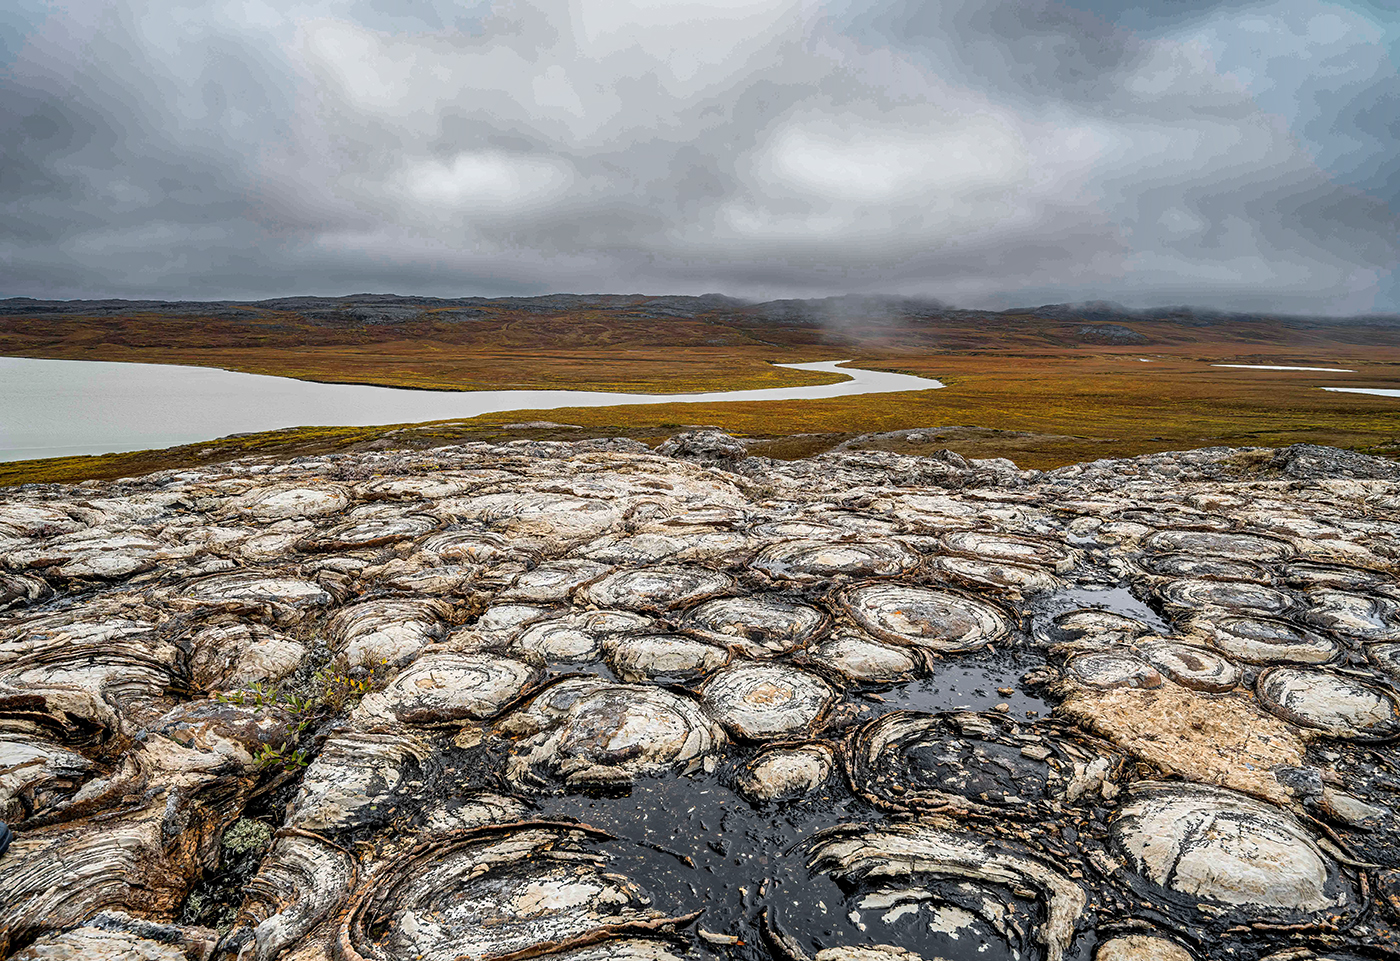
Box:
3;293;1398;363
3;293;1397;330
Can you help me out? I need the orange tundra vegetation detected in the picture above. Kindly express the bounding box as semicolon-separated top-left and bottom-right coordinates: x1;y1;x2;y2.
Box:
0;295;1395;486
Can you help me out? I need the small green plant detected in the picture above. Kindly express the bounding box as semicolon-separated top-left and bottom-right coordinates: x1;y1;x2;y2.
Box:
253;744;311;772
309;663;386;714
214;681;282;709
216;661;392;775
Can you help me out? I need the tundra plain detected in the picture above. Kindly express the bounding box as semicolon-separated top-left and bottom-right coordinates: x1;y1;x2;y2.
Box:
0;294;1396;487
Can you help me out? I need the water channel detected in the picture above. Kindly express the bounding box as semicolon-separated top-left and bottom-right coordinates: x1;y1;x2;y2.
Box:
1321;387;1400;399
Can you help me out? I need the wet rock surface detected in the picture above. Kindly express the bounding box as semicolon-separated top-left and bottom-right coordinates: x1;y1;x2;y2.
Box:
1;436;1399;960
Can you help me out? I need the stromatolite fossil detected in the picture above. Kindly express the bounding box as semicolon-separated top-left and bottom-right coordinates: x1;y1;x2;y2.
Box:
1;435;1398;959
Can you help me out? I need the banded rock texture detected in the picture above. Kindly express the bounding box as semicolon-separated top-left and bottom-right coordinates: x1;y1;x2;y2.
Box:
0;432;1398;961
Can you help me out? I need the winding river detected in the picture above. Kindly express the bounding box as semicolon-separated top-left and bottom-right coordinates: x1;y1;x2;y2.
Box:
0;356;944;463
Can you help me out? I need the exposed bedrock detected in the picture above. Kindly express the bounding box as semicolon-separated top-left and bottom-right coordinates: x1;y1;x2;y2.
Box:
0;436;1397;959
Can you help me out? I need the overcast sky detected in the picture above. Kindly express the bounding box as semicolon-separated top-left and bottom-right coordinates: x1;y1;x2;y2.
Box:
2;0;1397;312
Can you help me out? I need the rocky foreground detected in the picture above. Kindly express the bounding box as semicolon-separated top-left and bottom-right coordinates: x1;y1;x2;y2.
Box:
2;432;1400;961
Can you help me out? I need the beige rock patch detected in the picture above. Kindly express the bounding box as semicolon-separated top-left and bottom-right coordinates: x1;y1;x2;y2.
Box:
1056;681;1305;805
1096;935;1194;961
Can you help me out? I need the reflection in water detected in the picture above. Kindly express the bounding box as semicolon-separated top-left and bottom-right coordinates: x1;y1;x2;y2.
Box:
0;356;943;462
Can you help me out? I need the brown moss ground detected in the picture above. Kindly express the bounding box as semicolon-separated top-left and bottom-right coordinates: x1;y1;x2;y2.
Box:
3;353;1395;488
461;349;1399;468
0;343;848;393
6;300;1396;393
0;307;844;392
1;327;1396;488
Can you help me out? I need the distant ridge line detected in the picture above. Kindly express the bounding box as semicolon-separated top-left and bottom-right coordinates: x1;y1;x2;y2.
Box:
1;293;1396;326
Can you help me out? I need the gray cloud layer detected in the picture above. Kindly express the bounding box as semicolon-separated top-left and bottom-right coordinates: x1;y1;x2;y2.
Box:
2;0;1396;312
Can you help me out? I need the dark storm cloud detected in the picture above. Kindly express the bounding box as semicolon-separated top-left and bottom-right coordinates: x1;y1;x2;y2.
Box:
0;0;1396;311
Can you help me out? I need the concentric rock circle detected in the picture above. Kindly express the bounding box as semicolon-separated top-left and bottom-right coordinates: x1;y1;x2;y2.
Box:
751;539;920;581
1282;561;1392;592
1142;530;1293;561
0;573;52;612
941;530;1072;568
603;632;730;683
1192;615;1340;665
1137;642;1240;692
1110;782;1347;914
188;621;307;690
232;484;351;521
52;541;160;581
359;474;479;500
807;631;923;682
176;572;333;623
1121;510;1232;533
1255;667;1400;741
300;513;437;552
339;823;681;961
1369;642;1400;680
501;560;611;603
571;531;688;565
733;743;834;802
701;663;835;740
577;530;754;567
476;603;551;635
513;610;653;663
501;678;726;790
1040;609;1154;647
328;599;449;668
421;529;518;564
367;653;543;724
681;594;827;656
802;821;1086;961
839;584;1011;652
1303;590;1400;642
848;711;1089;814
454;492;623;540
1157;579;1294;616
1138;552;1271;582
927;554;1061;594
579;565;734;613
750;518;847;539
1067;652;1162;689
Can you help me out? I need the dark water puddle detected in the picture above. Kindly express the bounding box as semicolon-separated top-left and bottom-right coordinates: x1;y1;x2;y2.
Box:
535;775;852;958
1031;585;1172;636
533;771;1038;961
869;650;1050;719
513;650;1061;959
408;643;1069;959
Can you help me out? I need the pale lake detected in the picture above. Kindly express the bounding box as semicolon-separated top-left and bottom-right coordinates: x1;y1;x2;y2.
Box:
0;357;944;462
